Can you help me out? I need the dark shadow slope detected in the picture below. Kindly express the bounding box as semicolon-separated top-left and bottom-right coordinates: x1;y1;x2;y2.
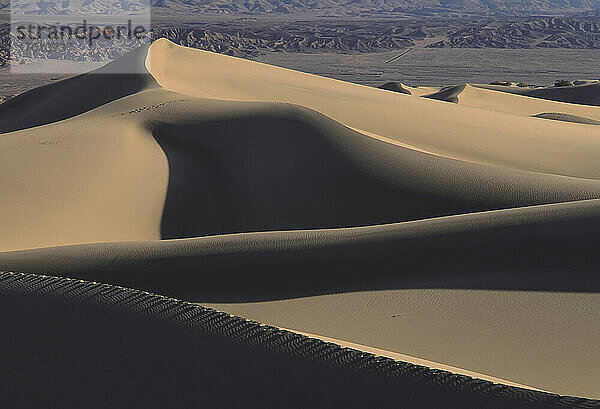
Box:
151;104;600;240
523;82;600;106
2;199;600;302
533;112;600;125
154;111;464;239
422;84;466;103
378;82;412;95
2;105;600;301
1;272;596;409
476;82;600;106
0;46;157;134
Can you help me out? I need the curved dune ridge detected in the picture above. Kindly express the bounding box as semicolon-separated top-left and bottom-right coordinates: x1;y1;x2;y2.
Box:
1;272;584;409
378;81;412;95
533;112;600;125
422;84;467;103
0;46;157;134
1;39;600;403
477;81;600;107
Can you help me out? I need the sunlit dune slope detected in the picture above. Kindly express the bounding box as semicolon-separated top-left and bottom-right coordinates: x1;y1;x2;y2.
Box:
0;39;599;400
147;39;600;178
2;88;600;251
438;83;600;120
477;81;600;106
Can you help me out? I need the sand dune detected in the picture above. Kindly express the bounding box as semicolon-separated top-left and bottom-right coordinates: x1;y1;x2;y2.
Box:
477;81;600;106
378;81;412;95
4;272;585;409
282;329;548;391
146;40;600;179
534;112;600;125
0;46;157;134
402;84;442;96
209;289;600;398
1;39;599;403
0;89;170;251
448;83;600;121
3;198;600;299
4;86;600;252
422;84;466;103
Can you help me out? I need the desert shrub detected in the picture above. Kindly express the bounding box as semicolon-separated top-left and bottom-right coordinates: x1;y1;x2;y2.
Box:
490;81;511;86
554;79;574;87
517;82;529;87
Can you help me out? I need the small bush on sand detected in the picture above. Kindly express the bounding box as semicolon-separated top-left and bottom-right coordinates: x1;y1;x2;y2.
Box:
554;79;574;87
517;82;529;87
490;81;511;86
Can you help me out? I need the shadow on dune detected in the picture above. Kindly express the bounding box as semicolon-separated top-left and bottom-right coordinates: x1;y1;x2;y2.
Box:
422;84;466;103
378;82;412;95
477;82;600;106
0;46;157;134
523;82;600;106
2;272;583;409
151;104;600;240
2;105;600;302
152;107;469;239
533;112;600;125
1;203;600;303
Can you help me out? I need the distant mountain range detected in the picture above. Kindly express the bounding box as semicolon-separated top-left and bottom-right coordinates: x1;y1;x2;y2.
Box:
7;0;150;15
428;17;600;48
4;14;600;69
4;0;600;16
149;0;600;17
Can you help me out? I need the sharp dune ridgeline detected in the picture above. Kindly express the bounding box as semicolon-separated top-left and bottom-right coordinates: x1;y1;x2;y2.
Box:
1;39;599;407
478;81;600;106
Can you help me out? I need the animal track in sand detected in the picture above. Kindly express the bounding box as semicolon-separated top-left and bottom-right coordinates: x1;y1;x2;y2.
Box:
111;97;192;117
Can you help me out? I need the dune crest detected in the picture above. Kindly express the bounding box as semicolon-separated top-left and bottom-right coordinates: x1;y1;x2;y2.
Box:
0;46;157;134
146;39;600;179
477;81;600;106
378;82;412;95
533;112;600;125
422;84;467;103
0;39;599;401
